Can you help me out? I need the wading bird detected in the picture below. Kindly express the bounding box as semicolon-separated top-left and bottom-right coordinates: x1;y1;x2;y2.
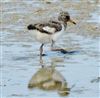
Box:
27;11;76;58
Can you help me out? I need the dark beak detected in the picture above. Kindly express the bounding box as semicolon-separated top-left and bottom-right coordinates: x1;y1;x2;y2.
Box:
69;19;76;25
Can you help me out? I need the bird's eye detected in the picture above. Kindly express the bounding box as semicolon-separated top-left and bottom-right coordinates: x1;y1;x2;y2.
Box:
66;16;70;20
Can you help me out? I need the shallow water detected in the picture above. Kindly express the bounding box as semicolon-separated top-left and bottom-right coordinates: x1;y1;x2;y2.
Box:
1;0;100;98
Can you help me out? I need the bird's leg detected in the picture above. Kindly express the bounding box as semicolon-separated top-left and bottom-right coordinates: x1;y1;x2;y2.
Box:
40;55;44;68
51;40;67;54
40;44;44;67
40;44;44;57
51;40;55;50
51;40;61;51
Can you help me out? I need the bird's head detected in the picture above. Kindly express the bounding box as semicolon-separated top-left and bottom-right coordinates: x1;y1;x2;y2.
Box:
58;11;76;25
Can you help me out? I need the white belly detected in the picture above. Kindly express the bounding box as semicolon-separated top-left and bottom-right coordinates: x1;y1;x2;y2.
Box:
29;30;52;44
52;30;64;41
36;30;52;43
28;24;65;44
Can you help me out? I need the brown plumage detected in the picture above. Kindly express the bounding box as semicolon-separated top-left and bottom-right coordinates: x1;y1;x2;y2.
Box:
27;21;62;34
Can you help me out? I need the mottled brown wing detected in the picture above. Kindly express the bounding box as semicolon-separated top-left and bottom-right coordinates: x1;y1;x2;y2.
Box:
34;21;62;34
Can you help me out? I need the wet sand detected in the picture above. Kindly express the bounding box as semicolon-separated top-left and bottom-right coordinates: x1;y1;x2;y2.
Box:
1;0;100;98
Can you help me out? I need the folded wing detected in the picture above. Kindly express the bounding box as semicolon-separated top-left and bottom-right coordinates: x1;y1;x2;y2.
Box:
34;21;62;34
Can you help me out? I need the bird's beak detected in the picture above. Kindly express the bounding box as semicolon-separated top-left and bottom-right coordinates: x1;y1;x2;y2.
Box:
68;19;76;25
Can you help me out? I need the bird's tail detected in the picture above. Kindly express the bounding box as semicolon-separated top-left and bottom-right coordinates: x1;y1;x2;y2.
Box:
27;24;36;30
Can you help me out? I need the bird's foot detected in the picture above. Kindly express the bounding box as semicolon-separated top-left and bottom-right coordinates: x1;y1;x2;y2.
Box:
51;48;68;54
60;49;68;54
41;54;47;56
60;49;78;54
51;48;78;54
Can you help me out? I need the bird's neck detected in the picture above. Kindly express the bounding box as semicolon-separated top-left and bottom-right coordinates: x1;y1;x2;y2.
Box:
60;22;67;32
61;22;67;31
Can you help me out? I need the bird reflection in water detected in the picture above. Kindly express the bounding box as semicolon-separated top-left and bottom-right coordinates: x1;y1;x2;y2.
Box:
28;57;70;96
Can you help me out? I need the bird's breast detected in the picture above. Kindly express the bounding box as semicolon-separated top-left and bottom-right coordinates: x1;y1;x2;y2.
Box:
52;24;65;41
